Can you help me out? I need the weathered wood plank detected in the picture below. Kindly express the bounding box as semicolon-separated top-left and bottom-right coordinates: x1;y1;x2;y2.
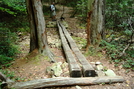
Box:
10;76;125;89
57;22;82;77
59;22;95;77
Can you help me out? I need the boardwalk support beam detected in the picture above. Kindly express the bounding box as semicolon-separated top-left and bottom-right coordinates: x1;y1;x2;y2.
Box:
10;76;125;89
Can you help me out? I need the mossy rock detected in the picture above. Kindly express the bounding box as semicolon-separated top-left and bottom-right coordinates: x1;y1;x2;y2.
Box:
46;21;57;28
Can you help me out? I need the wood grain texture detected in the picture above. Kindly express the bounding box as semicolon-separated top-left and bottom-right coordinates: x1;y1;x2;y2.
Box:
59;22;95;77
11;76;125;89
57;22;82;77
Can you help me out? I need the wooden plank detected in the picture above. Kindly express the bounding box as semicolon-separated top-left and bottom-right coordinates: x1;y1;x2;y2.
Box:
59;22;95;77
57;22;82;77
10;76;125;89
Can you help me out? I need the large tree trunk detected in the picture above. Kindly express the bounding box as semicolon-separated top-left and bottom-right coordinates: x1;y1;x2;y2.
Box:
26;0;38;52
86;0;105;50
26;0;55;62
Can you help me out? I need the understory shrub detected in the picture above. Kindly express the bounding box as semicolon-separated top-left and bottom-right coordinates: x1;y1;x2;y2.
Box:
100;39;134;70
0;28;18;68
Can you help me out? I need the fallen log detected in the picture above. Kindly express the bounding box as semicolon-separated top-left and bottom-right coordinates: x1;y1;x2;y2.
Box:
0;72;7;82
10;76;125;89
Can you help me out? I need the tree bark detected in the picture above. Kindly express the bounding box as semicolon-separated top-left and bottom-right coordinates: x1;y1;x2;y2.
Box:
86;11;93;51
26;0;55;62
86;0;105;50
90;0;105;46
26;0;38;52
10;76;124;89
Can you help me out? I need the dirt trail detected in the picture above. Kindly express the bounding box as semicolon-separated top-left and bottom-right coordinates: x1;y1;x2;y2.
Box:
8;4;134;89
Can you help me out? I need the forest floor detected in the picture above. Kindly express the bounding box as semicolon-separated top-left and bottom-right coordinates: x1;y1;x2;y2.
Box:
8;4;134;89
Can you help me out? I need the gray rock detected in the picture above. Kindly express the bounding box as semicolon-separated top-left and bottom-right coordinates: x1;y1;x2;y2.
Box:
46;62;63;77
96;70;105;77
95;61;102;65
104;69;116;76
46;21;57;28
76;85;82;89
96;65;104;71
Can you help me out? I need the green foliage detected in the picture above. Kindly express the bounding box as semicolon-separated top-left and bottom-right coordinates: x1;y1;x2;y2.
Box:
66;0;77;7
75;0;87;22
0;28;19;68
67;0;87;22
0;0;29;32
100;39;134;70
0;28;18;56
0;0;29;68
43;5;51;16
123;60;134;69
0;6;16;15
106;0;134;31
101;40;118;59
9;16;29;32
105;0;134;70
72;36;87;49
0;55;13;68
0;69;15;79
0;70;14;89
0;0;26;16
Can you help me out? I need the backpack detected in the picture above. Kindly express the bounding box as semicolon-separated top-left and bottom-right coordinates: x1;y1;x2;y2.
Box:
49;5;52;11
49;5;56;11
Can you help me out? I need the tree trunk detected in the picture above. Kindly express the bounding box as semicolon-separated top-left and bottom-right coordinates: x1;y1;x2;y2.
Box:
26;0;55;62
26;0;38;52
86;0;105;50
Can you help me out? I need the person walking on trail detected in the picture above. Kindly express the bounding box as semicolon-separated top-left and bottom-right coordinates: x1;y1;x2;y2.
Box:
50;2;56;21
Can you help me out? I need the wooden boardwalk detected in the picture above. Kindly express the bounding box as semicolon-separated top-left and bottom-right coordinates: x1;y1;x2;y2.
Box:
1;21;124;89
10;21;123;88
57;21;95;77
57;21;81;77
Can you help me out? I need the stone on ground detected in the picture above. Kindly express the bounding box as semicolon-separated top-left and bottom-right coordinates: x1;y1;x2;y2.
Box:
76;85;82;89
96;65;104;71
46;21;57;28
46;62;63;77
96;70;105;77
104;69;116;76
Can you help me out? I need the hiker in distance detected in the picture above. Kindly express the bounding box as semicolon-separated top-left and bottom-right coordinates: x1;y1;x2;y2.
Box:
50;2;56;21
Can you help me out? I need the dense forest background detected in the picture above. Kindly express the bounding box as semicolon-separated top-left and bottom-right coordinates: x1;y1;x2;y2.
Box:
0;0;133;78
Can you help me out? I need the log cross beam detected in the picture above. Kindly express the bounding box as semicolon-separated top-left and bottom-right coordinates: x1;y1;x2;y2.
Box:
10;76;125;89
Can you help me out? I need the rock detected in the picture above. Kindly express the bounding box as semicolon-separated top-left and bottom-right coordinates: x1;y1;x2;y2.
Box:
46;62;63;77
96;65;104;71
61;71;69;77
77;33;83;37
46;21;57;28
104;69;116;76
61;62;68;69
55;43;61;48
76;85;82;89
96;70;105;77
90;62;95;64
51;62;63;77
95;62;102;65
